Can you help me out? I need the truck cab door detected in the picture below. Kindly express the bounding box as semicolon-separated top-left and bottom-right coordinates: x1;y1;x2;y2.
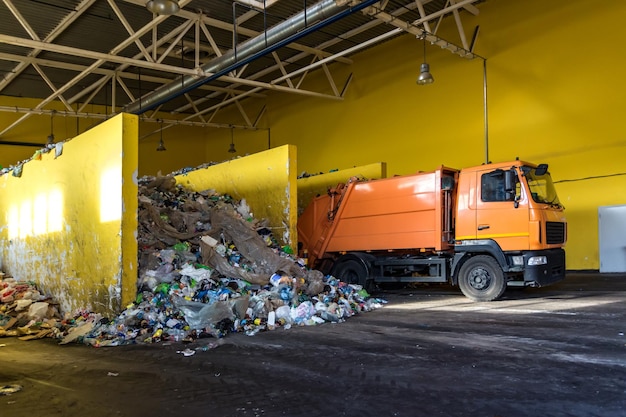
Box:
475;168;530;251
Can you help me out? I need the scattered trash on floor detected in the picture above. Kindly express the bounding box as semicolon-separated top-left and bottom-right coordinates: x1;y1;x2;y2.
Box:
195;341;221;352
0;174;385;348
176;348;196;357
0;384;23;396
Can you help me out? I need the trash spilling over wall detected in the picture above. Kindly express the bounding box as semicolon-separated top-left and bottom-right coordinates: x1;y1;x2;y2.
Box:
0;175;385;347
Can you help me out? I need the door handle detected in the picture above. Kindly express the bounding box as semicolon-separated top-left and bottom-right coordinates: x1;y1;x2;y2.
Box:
478;224;490;230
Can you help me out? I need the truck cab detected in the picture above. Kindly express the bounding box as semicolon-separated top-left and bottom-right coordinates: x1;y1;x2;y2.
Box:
452;161;566;300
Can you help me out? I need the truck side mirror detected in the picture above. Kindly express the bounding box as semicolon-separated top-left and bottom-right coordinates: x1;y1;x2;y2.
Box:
504;169;515;193
535;164;548;176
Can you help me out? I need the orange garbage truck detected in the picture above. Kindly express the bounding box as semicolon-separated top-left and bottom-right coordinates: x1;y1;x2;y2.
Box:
297;160;567;301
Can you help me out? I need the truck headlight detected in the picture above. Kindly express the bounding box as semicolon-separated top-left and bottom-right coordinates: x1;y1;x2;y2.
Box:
528;256;547;266
512;256;524;266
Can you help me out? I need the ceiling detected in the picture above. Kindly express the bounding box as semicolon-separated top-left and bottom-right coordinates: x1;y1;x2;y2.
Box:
0;0;486;142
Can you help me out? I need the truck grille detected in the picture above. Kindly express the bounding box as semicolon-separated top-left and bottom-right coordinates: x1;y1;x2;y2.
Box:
546;222;565;244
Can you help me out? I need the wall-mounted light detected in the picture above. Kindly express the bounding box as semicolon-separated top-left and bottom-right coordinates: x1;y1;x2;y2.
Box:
417;39;434;85
228;126;236;153
146;0;179;15
146;0;180;15
156;120;166;151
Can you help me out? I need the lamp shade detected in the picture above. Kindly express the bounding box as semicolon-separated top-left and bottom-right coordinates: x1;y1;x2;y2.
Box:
417;63;434;85
146;0;179;15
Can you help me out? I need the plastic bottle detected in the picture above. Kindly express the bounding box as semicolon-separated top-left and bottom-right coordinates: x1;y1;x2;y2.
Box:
267;311;276;330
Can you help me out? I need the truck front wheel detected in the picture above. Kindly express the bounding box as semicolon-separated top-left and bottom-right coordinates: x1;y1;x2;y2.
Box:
458;255;506;302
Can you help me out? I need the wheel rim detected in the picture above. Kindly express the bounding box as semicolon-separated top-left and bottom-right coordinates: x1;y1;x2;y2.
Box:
333;259;367;286
468;267;491;291
344;269;360;284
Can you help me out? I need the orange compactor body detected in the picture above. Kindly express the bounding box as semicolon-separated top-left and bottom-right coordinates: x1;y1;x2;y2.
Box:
297;161;567;301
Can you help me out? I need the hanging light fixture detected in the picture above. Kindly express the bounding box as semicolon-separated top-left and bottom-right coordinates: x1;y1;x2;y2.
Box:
228;126;236;153
417;38;434;85
146;0;179;15
46;110;56;145
156;120;166;151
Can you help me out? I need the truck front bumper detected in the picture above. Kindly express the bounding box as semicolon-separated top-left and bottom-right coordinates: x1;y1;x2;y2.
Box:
522;248;566;287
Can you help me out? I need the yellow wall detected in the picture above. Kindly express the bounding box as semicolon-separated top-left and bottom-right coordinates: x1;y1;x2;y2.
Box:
252;0;626;270
1;0;624;270
0;114;138;316
137;124;271;177
174;144;298;250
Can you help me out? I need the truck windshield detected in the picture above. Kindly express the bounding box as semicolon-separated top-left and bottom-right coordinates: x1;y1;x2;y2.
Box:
521;165;562;208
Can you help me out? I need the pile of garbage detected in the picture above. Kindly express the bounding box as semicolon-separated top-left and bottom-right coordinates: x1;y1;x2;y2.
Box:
0;272;62;340
0;175;384;346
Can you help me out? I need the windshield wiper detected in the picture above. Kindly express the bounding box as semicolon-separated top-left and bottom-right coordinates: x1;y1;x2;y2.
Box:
547;195;563;209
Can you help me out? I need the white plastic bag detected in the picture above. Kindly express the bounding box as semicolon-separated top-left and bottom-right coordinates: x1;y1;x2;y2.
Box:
27;301;49;320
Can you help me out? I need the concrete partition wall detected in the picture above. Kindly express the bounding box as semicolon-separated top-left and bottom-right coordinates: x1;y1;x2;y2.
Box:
175;145;298;251
0;113;138;316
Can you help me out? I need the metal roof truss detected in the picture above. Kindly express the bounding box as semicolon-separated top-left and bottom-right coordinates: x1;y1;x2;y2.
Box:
0;0;484;141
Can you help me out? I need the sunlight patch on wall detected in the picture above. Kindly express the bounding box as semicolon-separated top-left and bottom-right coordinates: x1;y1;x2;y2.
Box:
33;193;48;235
47;189;63;233
8;205;18;239
6;189;65;238
100;166;122;223
19;200;32;238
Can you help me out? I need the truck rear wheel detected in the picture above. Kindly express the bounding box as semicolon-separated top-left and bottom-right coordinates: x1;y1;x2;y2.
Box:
458;255;506;302
330;256;373;292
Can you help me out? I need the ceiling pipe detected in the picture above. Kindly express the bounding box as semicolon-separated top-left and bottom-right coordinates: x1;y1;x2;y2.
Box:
123;0;380;114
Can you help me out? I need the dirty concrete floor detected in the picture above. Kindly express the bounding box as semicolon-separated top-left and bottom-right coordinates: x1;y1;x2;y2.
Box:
1;272;625;417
